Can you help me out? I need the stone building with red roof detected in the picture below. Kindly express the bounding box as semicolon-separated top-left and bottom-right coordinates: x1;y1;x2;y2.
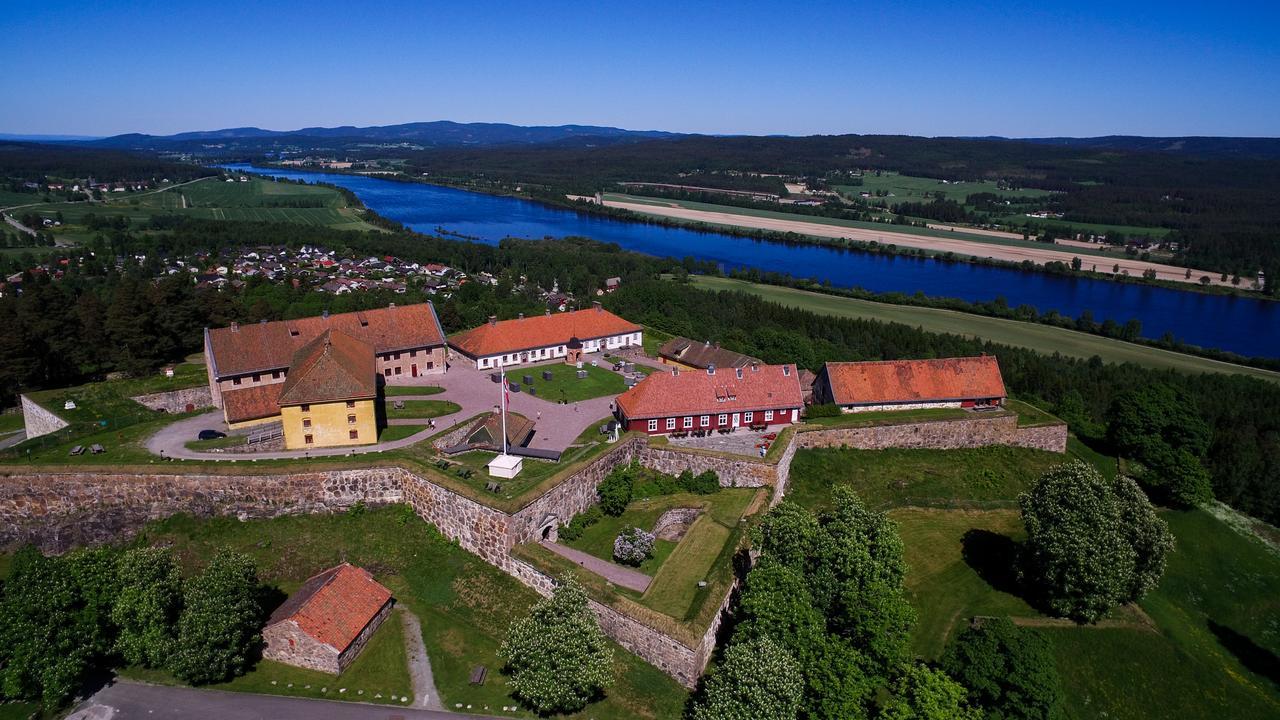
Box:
262;563;394;674
615;363;804;435
814;356;1006;413
203;302;446;428
448;302;642;370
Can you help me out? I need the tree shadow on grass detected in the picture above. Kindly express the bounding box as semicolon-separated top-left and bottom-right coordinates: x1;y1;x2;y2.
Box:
1207;620;1280;687
961;528;1022;597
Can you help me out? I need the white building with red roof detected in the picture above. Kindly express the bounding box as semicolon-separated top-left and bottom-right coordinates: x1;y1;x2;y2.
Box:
448;302;642;369
262;563;394;674
615;363;804;435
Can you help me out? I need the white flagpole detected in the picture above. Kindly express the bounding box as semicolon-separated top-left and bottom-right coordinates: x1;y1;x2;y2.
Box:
500;362;508;456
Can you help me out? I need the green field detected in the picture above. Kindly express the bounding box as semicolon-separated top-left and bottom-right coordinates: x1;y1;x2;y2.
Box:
125;508;689;718
834;172;1052;204
382;399;460;420
689;276;1280;383
23;176;382;237
992;213;1174;238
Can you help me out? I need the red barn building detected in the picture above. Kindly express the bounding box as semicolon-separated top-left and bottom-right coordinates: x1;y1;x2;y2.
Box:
814;356;1006;413
615;363;804;435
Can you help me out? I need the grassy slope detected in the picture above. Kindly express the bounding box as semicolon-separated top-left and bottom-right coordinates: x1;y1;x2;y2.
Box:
690;276;1280;383
138;508;689;719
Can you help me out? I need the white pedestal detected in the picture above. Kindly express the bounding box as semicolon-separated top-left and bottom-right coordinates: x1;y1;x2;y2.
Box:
487;453;523;478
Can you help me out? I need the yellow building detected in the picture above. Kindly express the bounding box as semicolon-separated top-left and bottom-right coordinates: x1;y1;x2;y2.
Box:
278;330;379;450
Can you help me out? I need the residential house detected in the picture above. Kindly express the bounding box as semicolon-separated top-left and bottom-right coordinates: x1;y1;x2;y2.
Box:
657;337;760;371
277;330;379;450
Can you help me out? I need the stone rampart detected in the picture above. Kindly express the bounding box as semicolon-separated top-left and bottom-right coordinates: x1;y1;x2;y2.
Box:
794;414;1067;454
20;395;68;440
400;470;513;567
638;444;777;488
1012;423;1070;452
508;438;643;543
131;386;214;414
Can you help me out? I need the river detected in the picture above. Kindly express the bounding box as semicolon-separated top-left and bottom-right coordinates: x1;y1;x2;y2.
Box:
222;164;1279;358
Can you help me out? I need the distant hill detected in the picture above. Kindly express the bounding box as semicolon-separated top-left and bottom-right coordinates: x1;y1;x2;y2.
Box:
83;121;685;152
982;135;1280;160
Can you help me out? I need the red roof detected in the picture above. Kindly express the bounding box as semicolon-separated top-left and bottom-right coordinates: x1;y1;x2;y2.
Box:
448;306;640;359
276;330;377;407
821;356;1006;406
267;564;393;652
221;383;285;424
207;303;445;378
616;364;803;420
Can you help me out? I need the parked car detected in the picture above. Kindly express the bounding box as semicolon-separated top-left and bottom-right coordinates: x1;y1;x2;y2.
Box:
197;429;227;441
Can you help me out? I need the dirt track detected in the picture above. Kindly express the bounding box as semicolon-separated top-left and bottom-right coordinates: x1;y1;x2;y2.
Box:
606;199;1229;287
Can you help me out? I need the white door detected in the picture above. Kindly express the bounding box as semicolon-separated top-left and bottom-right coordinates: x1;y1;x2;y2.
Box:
732;413;740;428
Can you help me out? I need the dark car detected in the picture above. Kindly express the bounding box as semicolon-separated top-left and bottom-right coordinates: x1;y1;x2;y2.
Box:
197;429;227;441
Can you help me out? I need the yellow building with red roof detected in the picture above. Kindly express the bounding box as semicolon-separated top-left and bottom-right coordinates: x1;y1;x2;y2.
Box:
277;330;379;450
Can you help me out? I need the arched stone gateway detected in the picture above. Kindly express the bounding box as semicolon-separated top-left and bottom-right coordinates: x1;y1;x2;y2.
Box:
537;514;561;543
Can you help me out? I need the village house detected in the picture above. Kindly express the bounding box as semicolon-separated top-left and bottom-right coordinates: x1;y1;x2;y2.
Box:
813;355;1006;413
657;337;760;371
277;330;379;450
262;563;394;674
447;302;642;370
614;363;804;435
203;302;447;428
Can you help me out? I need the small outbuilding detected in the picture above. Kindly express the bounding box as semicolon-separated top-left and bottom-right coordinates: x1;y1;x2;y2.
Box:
262;563;394;674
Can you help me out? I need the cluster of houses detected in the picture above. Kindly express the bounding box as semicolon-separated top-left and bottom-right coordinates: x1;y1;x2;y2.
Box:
178;245;470;295
203;300;1007;452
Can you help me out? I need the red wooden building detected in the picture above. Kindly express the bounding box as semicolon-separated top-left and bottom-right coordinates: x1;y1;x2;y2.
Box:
614;363;804;435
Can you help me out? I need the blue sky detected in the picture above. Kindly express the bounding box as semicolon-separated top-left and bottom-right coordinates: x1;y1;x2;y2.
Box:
1;0;1276;137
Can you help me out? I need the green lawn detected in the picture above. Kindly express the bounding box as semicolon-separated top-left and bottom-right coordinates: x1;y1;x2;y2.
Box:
383;385;446;397
641;514;731;619
134;508;690;719
121;608;413;705
513;362;627;403
378;425;427;442
0;412;23;434
382;399;460;420
689;276;1280;383
801;407;973;428
834;173;1053;205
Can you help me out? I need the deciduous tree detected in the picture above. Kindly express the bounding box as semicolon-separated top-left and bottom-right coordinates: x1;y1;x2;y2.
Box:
691;636;803;720
167;550;263;685
941;618;1062;720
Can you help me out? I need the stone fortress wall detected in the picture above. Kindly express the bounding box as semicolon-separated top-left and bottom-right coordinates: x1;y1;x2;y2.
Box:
19;394;69;440
0;411;1066;687
130;386;215;414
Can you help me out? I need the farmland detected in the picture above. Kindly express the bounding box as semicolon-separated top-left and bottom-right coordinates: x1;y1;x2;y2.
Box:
688;276;1280;383
834;171;1053;204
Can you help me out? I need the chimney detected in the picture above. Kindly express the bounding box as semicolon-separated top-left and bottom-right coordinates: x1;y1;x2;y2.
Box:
751;361;760;372
707;364;716;376
671;368;679;377
592;301;602;313
545;309;551;316
230;321;239;332
488;315;497;326
388;302;396;308
322;310;329;319
518;313;524;321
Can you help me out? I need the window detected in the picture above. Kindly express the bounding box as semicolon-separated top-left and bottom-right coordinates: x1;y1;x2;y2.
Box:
300;404;310;412
700;415;710;428
271;370;281;379
683;416;694;429
384;368;392;377
410;350;417;358
426;361;434;370
347;414;357;425
346;400;356;408
666;418;677;430
252;373;260;382
718;414;728;426
765;410;774;421
232;377;242;386
394;367;402;375
302;418;311;428
648;419;658;432
304;434;314;444
393;352;401;360
744;412;753;423
349;430;359;440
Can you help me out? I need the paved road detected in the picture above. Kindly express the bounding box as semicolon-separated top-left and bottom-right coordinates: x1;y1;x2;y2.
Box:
400;608;445;710
0;429;25;451
68;681;509;720
540;541;652;592
144;359;623;461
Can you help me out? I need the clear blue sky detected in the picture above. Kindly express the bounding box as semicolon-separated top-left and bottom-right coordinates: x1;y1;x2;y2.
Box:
2;0;1277;138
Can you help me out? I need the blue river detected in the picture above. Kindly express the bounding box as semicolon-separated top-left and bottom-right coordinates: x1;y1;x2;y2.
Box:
222;164;1279;358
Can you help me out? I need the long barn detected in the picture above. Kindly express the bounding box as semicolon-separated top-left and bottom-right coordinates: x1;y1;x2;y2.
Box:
814;356;1006;413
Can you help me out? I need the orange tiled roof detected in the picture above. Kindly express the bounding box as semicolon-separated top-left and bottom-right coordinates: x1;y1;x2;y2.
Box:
448;307;640;359
616;364;803;420
207;303;445;378
276;330;377;407
267;563;392;652
821;356;1006;406
221;383;285;424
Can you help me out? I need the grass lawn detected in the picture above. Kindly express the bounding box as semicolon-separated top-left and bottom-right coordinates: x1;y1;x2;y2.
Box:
121;608;413;705
834;172;1053;205
382;399;460;420
0;412;23;434
383;385;445;397
378;425;426;442
641;514;731;619
515;362;627;403
786;445;1077;512
640;326;674;358
1005;398;1062;426
689;276;1280;384
801;407;972;427
134;508;690;718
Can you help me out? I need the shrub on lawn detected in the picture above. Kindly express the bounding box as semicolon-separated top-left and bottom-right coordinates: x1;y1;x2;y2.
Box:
558;506;603;542
167;549;264;685
806;403;843;418
597;466;635;516
613;527;655;566
941;617;1062;720
681;469;720;495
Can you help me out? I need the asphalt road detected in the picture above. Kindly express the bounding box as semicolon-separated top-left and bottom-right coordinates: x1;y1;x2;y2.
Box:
70;681;510;720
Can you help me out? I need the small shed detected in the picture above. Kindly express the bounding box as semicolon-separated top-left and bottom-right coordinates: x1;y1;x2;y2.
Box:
262;564;394;674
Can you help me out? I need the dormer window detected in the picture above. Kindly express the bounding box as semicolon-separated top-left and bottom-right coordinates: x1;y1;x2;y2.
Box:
783;366;791;376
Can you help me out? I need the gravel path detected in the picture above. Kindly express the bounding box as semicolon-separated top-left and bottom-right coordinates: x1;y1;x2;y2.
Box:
540;541;652;593
400;608;444;710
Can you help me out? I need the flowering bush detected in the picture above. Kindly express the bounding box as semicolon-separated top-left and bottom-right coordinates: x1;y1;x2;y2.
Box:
613;527;655;566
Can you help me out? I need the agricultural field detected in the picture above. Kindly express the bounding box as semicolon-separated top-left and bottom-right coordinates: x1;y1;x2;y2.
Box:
785;443;1280;720
833;171;1053;204
689;276;1280;383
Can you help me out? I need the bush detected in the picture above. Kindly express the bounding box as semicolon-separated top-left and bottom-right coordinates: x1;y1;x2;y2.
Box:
613;527;655;566
597;466;634;516
112;547;183;668
681;469;721;495
558;506;603;542
806;403;843;418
